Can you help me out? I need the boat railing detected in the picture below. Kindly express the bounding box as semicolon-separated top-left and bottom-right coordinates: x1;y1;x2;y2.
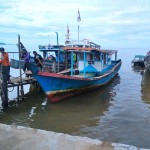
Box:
65;40;101;50
43;59;72;73
89;42;101;50
65;39;91;48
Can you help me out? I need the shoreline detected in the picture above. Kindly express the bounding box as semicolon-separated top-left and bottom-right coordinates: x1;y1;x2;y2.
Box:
0;123;148;150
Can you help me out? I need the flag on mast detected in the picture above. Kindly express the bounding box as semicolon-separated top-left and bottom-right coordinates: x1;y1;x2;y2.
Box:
77;9;81;22
66;24;70;40
65;24;70;44
67;24;70;37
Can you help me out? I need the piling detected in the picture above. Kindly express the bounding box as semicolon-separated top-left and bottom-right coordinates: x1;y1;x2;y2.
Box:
0;65;9;107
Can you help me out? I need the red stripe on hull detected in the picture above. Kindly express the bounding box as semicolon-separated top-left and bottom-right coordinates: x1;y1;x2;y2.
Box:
46;85;101;102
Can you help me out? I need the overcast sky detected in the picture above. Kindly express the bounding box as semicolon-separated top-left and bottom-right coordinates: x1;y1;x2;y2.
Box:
0;0;150;49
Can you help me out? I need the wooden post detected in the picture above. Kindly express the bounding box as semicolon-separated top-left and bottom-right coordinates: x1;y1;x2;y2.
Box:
18;35;24;100
0;70;8;107
17;85;19;102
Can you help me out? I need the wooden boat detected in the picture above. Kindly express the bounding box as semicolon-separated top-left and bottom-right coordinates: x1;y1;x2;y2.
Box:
131;55;145;67
29;39;122;102
144;51;150;69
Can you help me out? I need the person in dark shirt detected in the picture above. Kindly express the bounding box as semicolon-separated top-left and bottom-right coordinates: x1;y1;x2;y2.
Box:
33;51;43;71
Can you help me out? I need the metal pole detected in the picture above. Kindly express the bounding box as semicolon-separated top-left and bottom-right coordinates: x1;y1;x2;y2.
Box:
71;51;74;76
55;32;59;45
83;51;86;77
78;25;79;42
18;34;24;100
55;32;59;72
115;52;117;61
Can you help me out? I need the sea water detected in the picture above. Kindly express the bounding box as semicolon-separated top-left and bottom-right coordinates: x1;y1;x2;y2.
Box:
0;46;150;149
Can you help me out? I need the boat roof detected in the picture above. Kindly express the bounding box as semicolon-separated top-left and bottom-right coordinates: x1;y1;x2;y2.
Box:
134;55;145;58
63;39;117;54
100;49;118;55
38;39;118;55
39;45;64;52
63;46;117;54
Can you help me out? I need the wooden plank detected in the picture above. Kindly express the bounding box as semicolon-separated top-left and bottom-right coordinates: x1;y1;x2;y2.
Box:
0;77;36;88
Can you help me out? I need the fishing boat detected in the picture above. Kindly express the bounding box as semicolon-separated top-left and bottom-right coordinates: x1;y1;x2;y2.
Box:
131;55;145;67
29;39;122;102
144;51;150;69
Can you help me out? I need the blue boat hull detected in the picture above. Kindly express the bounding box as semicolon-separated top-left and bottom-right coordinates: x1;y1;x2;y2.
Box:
29;60;121;102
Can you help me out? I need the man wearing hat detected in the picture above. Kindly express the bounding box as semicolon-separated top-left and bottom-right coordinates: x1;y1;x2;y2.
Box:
0;47;10;107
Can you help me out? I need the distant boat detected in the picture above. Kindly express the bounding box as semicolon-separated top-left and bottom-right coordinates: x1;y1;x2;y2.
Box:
29;39;122;102
131;55;145;67
144;51;150;69
0;42;6;45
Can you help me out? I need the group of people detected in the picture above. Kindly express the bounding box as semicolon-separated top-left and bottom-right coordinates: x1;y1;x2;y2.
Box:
22;50;43;73
0;47;43;108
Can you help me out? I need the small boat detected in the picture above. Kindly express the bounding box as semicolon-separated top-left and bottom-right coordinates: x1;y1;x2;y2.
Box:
144;51;150;69
29;39;122;102
131;55;145;67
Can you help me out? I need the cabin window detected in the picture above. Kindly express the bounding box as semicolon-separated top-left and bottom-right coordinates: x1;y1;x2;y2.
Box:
86;53;93;60
94;54;100;61
67;53;71;62
78;53;84;60
55;52;65;63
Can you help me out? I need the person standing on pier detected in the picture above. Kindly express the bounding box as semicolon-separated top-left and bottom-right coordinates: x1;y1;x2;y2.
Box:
22;49;30;73
0;47;10;108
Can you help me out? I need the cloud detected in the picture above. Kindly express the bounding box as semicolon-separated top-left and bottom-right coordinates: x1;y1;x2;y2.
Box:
0;0;150;48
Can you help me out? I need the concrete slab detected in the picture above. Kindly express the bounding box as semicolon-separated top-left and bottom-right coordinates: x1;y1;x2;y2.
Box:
0;123;148;150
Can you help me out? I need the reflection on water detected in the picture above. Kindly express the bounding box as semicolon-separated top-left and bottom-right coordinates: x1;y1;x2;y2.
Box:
141;69;150;104
0;75;120;134
131;65;145;74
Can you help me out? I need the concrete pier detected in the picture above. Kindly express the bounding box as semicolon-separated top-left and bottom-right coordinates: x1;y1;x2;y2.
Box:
0;123;148;150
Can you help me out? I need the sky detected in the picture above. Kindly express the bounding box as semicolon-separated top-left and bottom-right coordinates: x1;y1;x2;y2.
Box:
0;0;150;50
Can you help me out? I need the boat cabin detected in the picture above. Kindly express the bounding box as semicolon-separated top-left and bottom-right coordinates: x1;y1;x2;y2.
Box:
132;55;145;67
38;39;118;77
63;39;118;77
39;44;66;72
